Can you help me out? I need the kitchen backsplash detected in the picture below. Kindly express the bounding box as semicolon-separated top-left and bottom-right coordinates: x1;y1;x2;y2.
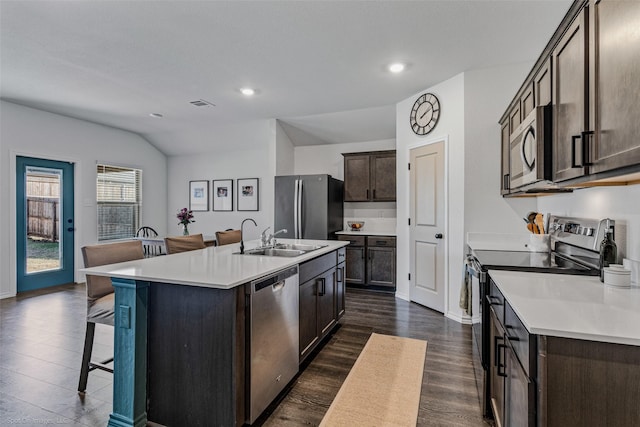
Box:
343;217;396;233
343;201;396;233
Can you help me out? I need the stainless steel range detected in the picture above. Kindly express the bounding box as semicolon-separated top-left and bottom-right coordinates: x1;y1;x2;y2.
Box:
466;215;614;418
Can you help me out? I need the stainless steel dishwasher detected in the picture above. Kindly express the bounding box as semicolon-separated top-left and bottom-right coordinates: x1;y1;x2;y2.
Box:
247;265;299;425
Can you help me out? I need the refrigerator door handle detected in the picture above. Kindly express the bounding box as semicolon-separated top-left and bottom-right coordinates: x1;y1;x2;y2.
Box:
297;179;304;238
293;179;299;239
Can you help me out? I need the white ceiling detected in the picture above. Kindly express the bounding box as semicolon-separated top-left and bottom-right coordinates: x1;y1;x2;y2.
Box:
0;0;571;156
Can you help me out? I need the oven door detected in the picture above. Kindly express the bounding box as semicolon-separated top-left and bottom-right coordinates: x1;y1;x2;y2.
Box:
466;256;492;418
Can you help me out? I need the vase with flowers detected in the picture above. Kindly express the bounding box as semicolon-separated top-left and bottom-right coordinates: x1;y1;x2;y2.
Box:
177;208;195;235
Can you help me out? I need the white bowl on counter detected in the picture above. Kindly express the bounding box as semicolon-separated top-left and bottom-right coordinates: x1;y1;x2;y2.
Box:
603;266;632;288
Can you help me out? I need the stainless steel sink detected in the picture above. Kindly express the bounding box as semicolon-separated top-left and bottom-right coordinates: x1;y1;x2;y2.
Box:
238;243;327;257
242;248;306;257
274;243;327;252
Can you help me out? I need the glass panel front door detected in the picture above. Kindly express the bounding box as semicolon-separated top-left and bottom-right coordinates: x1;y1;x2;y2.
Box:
17;156;74;292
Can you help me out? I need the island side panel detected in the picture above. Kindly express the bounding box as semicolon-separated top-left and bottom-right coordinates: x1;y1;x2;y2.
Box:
543;336;640;426
146;282;246;427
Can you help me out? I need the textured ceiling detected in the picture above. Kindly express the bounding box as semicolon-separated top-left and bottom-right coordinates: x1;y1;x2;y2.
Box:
0;0;571;155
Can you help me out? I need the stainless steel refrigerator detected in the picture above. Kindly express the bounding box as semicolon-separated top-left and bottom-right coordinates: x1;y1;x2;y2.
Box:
274;174;344;240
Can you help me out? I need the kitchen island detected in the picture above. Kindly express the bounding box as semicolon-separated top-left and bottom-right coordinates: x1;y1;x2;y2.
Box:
81;238;349;427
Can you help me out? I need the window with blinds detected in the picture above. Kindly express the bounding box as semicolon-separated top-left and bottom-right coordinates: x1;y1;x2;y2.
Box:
97;164;142;241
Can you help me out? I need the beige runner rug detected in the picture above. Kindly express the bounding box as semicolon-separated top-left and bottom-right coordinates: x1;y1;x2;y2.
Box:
320;333;428;427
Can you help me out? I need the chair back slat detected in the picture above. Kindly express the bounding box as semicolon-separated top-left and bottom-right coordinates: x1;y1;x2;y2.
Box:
164;234;206;254
216;229;241;246
82;240;144;301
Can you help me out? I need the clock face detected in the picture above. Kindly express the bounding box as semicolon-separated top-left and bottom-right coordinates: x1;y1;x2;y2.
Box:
410;93;440;135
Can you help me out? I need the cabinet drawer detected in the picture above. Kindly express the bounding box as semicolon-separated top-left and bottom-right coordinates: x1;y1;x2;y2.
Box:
505;302;535;377
338;235;365;247
367;236;396;247
488;279;505;322
299;251;336;284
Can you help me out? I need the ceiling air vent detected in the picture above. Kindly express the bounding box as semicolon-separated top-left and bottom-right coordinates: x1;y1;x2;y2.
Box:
189;99;216;107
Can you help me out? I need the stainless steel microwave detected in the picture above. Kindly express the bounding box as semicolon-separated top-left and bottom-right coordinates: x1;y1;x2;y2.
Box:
509;105;552;190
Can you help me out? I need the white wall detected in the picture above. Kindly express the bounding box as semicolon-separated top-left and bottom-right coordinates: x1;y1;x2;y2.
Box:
395;63;535;320
294;139;396;179
294;139;397;228
0;101;167;298
396;73;465;310
166;119;276;241
537;185;640;262
463;63;537;237
275;120;295;176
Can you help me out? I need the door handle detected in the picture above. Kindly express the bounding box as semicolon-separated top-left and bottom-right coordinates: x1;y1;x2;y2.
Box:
582;130;594;166
571;134;582;168
435;233;443;239
67;227;76;232
317;278;326;296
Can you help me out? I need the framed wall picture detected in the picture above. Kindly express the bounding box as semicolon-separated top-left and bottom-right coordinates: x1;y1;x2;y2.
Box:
237;178;259;211
212;179;233;211
189;180;209;211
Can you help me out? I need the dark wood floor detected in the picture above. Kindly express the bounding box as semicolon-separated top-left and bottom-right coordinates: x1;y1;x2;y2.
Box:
0;285;488;427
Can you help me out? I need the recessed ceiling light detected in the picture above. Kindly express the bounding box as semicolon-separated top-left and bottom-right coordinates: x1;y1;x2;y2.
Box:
389;63;405;73
240;88;255;96
149;113;164;118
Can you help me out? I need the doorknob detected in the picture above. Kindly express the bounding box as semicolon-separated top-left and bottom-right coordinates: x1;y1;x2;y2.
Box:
435;233;443;239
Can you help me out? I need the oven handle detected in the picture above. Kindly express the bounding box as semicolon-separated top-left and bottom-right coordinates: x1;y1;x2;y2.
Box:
465;255;486;281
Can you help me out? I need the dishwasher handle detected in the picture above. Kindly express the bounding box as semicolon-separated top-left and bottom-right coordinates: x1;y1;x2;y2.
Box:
252;266;298;293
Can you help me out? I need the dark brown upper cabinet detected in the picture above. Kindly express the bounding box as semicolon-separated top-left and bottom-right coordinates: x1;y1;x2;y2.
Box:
588;0;640;174
499;0;640;192
343;150;396;202
552;6;589;182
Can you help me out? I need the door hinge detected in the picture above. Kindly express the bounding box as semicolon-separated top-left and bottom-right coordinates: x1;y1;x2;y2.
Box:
408;163;411;170
408;273;411;281
408;218;411;226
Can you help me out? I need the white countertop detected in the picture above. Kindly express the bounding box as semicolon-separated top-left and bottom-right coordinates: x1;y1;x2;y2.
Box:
336;230;396;236
80;238;348;290
489;270;640;346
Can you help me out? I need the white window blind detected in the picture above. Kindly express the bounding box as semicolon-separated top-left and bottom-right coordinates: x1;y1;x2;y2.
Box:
97;164;142;241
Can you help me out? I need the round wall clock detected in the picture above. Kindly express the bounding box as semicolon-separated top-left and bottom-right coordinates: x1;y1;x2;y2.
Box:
410;93;440;136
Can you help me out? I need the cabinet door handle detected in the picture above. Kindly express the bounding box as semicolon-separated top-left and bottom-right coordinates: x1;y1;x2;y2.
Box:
435;233;443;239
505;325;520;341
493;335;503;367
503;174;510;190
373;189;376;199
582;130;594;166
486;295;502;306
497;343;508;377
337;267;344;283
571;134;583;168
317;277;326;296
375;240;387;245
366;189;370;199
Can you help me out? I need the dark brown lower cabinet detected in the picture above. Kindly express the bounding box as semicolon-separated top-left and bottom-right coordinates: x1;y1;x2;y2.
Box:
336;260;345;319
299;277;319;361
316;268;336;337
367;246;395;287
489;277;640;427
298;248;345;363
505;340;535;426
338;235;396;290
490;308;506;427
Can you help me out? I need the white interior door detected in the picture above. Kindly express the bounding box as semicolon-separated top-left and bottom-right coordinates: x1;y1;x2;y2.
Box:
409;141;445;312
